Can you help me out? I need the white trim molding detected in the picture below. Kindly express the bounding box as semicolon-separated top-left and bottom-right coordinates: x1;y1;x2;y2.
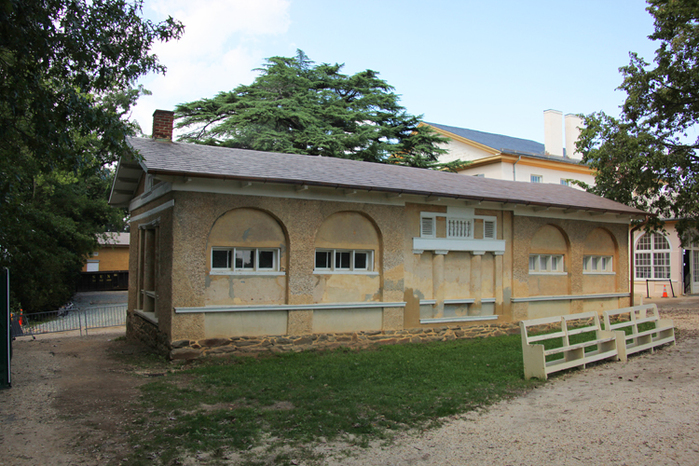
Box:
511;292;630;303
412;237;506;254
130;199;175;223
420;315;499;324
175;301;407;314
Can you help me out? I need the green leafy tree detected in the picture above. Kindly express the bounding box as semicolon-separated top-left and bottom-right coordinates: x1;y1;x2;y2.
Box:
0;0;183;312
176;50;464;170
577;0;699;243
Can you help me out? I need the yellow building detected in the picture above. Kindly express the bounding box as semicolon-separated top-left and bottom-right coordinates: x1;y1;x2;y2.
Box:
79;232;130;292
82;232;130;272
109;111;645;358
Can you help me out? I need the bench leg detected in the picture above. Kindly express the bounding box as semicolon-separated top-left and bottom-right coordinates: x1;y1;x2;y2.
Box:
522;344;547;380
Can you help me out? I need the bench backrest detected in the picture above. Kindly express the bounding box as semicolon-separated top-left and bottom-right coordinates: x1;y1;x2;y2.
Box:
603;304;659;333
521;311;603;347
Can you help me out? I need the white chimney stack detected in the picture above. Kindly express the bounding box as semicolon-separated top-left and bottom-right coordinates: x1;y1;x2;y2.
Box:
564;113;583;161
543;109;563;157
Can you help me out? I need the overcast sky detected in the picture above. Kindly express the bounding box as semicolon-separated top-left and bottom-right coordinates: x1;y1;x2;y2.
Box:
132;0;658;143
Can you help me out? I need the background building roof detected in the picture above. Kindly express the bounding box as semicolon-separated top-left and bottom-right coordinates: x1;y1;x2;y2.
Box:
426;122;546;156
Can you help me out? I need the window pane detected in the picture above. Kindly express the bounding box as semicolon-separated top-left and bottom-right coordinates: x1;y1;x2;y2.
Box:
653;252;670;278
637;234;651;250
315;251;331;269
529;256;537;271
653;233;670;250
484;221;495;239
235;249;254;269
212;250;230;268
601;257;610;271
540;255;549;271
258;250;275;270
354;252;368;270
421;217;434;237
551;256;560;271
336;251;351;269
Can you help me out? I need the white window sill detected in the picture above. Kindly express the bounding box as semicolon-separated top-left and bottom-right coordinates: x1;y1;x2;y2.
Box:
313;270;379;275
210;270;285;276
528;272;568;276
583;272;616;275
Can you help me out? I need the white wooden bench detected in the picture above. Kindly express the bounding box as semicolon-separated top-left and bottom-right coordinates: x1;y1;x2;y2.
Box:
520;311;627;380
603;304;675;356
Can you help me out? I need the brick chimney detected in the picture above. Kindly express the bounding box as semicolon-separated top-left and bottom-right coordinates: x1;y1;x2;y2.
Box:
152;109;174;141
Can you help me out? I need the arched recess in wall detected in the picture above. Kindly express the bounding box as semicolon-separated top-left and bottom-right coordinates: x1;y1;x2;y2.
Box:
582;227;618;292
313;211;383;303
204;208;289;306
314;211;382;273
528;224;570;295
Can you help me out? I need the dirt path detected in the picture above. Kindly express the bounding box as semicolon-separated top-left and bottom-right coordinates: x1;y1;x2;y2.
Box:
1;300;698;466
0;330;144;466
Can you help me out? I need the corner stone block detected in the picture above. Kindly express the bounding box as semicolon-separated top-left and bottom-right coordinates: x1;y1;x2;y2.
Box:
382;307;404;330
287;310;313;335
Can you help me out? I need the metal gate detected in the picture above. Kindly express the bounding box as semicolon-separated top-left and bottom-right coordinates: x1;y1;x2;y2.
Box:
9;304;127;337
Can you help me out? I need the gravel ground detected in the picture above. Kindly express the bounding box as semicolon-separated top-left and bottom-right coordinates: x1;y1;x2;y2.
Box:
320;299;699;466
1;298;698;466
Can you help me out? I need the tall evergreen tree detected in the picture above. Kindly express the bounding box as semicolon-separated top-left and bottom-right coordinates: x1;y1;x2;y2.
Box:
176;50;462;170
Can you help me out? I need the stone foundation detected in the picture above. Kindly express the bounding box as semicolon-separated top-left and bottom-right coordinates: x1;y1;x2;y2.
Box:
127;312;170;356
169;322;521;360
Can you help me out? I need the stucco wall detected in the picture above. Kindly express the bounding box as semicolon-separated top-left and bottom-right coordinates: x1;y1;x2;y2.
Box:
167;192;406;341
512;216;630;320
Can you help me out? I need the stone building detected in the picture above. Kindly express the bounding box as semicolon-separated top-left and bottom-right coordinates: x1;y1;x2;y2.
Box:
109;111;645;358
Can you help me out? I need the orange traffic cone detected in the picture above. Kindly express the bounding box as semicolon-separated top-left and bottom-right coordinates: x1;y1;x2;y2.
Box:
662;286;668;298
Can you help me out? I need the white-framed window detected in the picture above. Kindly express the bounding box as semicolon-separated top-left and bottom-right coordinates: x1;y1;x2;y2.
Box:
560;179;570;186
315;249;373;272
86;260;100;272
583;255;614;273
420;214;436;238
483;220;496;239
211;247;280;273
635;233;671;279
531;174;543;183
473;174;485;177
529;254;564;274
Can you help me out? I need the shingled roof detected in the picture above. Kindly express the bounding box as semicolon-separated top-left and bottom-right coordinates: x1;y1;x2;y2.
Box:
426;122;546;156
110;137;645;217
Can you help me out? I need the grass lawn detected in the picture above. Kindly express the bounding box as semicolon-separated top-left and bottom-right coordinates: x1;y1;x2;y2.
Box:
122;334;542;465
